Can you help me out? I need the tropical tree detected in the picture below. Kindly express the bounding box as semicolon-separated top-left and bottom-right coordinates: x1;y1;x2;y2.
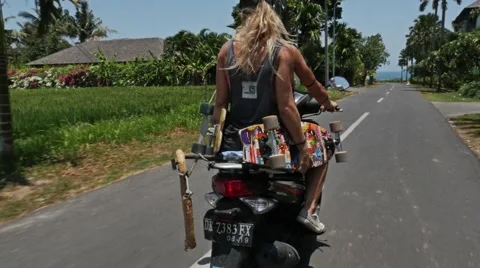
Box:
0;4;14;171
16;6;71;62
359;34;390;83
404;12;457;88
328;22;363;83
0;0;78;171
435;30;480;89
406;14;441;85
164;29;231;85
60;0;116;43
420;0;439;51
420;0;461;44
3;16;23;64
35;0;80;33
439;0;462;44
419;0;462;90
398;49;408;82
283;0;324;47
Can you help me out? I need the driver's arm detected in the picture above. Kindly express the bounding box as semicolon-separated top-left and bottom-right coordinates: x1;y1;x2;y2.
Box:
287;44;330;105
274;47;305;146
213;43;229;124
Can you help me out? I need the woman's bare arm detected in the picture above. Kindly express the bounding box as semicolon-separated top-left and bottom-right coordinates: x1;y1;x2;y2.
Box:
287;44;330;105
274;47;305;146
213;43;229;124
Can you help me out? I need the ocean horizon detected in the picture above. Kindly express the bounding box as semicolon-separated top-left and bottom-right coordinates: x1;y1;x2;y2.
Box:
376;71;410;81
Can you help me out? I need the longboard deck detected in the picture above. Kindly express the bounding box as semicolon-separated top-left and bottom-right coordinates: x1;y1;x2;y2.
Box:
238;122;329;170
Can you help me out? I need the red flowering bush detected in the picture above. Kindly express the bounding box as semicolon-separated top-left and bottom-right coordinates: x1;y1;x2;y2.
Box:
57;68;97;88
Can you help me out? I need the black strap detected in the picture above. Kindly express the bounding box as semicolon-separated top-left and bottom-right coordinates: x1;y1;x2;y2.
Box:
292;138;306;146
305;79;316;88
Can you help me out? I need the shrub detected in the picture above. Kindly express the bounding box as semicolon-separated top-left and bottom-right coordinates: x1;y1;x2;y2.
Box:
6;40;219;89
459;81;480;99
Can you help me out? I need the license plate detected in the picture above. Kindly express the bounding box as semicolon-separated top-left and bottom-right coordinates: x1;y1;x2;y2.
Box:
204;218;254;247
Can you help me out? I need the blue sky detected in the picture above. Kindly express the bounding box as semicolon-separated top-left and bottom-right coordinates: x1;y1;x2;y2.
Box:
3;0;471;71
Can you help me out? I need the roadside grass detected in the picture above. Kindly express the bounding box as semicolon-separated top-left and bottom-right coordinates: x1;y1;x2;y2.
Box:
1;86;354;223
295;84;357;99
324;89;356;100
450;113;480;158
11;86;214;166
364;83;380;89
414;86;479;102
0;129;197;222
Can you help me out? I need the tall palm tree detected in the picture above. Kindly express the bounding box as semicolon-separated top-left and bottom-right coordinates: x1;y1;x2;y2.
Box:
439;0;462;44
408;14;440;85
36;0;79;33
16;5;71;63
420;0;461;90
0;4;15;171
420;0;439;51
0;0;78;171
329;22;362;79
60;0;116;43
420;0;461;45
398;49;408;82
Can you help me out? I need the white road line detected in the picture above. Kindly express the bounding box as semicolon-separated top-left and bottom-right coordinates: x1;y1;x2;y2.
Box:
189;112;371;268
340;112;370;141
389;85;395;91
386;92;390;95
377;97;384;103
189;250;212;268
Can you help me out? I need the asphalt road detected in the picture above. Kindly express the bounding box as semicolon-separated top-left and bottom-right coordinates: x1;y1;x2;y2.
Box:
432;102;480;118
1;84;479;268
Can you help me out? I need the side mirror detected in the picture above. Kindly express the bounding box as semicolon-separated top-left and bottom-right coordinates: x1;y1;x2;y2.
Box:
330;76;350;91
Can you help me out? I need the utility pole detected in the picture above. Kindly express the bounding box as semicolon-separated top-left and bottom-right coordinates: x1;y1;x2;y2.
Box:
332;0;336;78
324;0;329;85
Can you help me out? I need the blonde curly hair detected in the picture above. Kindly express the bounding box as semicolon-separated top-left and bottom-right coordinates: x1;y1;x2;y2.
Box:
229;0;293;75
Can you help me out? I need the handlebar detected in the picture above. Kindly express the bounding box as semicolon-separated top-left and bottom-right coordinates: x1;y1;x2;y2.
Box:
185;153;217;161
320;105;343;113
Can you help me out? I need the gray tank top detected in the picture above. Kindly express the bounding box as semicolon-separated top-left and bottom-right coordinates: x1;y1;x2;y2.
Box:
225;40;283;128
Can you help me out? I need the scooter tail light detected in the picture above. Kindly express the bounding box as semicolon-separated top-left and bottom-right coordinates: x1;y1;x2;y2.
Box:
239;196;277;215
212;177;254;198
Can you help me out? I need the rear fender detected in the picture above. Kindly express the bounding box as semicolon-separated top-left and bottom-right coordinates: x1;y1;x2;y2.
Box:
210;241;253;268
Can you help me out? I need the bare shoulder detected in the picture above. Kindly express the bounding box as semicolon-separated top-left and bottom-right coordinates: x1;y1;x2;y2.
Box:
277;45;294;65
219;41;231;55
217;41;230;63
284;44;300;55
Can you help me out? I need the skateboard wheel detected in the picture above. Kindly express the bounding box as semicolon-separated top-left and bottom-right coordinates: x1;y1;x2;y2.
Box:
199;103;214;116
263;115;280;130
270;154;286;169
205;146;214;156
329;121;343;133
191;143;207;154
335;151;348;163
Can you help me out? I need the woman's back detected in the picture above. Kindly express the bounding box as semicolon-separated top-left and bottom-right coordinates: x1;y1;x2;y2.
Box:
225;40;283;128
214;0;295;151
